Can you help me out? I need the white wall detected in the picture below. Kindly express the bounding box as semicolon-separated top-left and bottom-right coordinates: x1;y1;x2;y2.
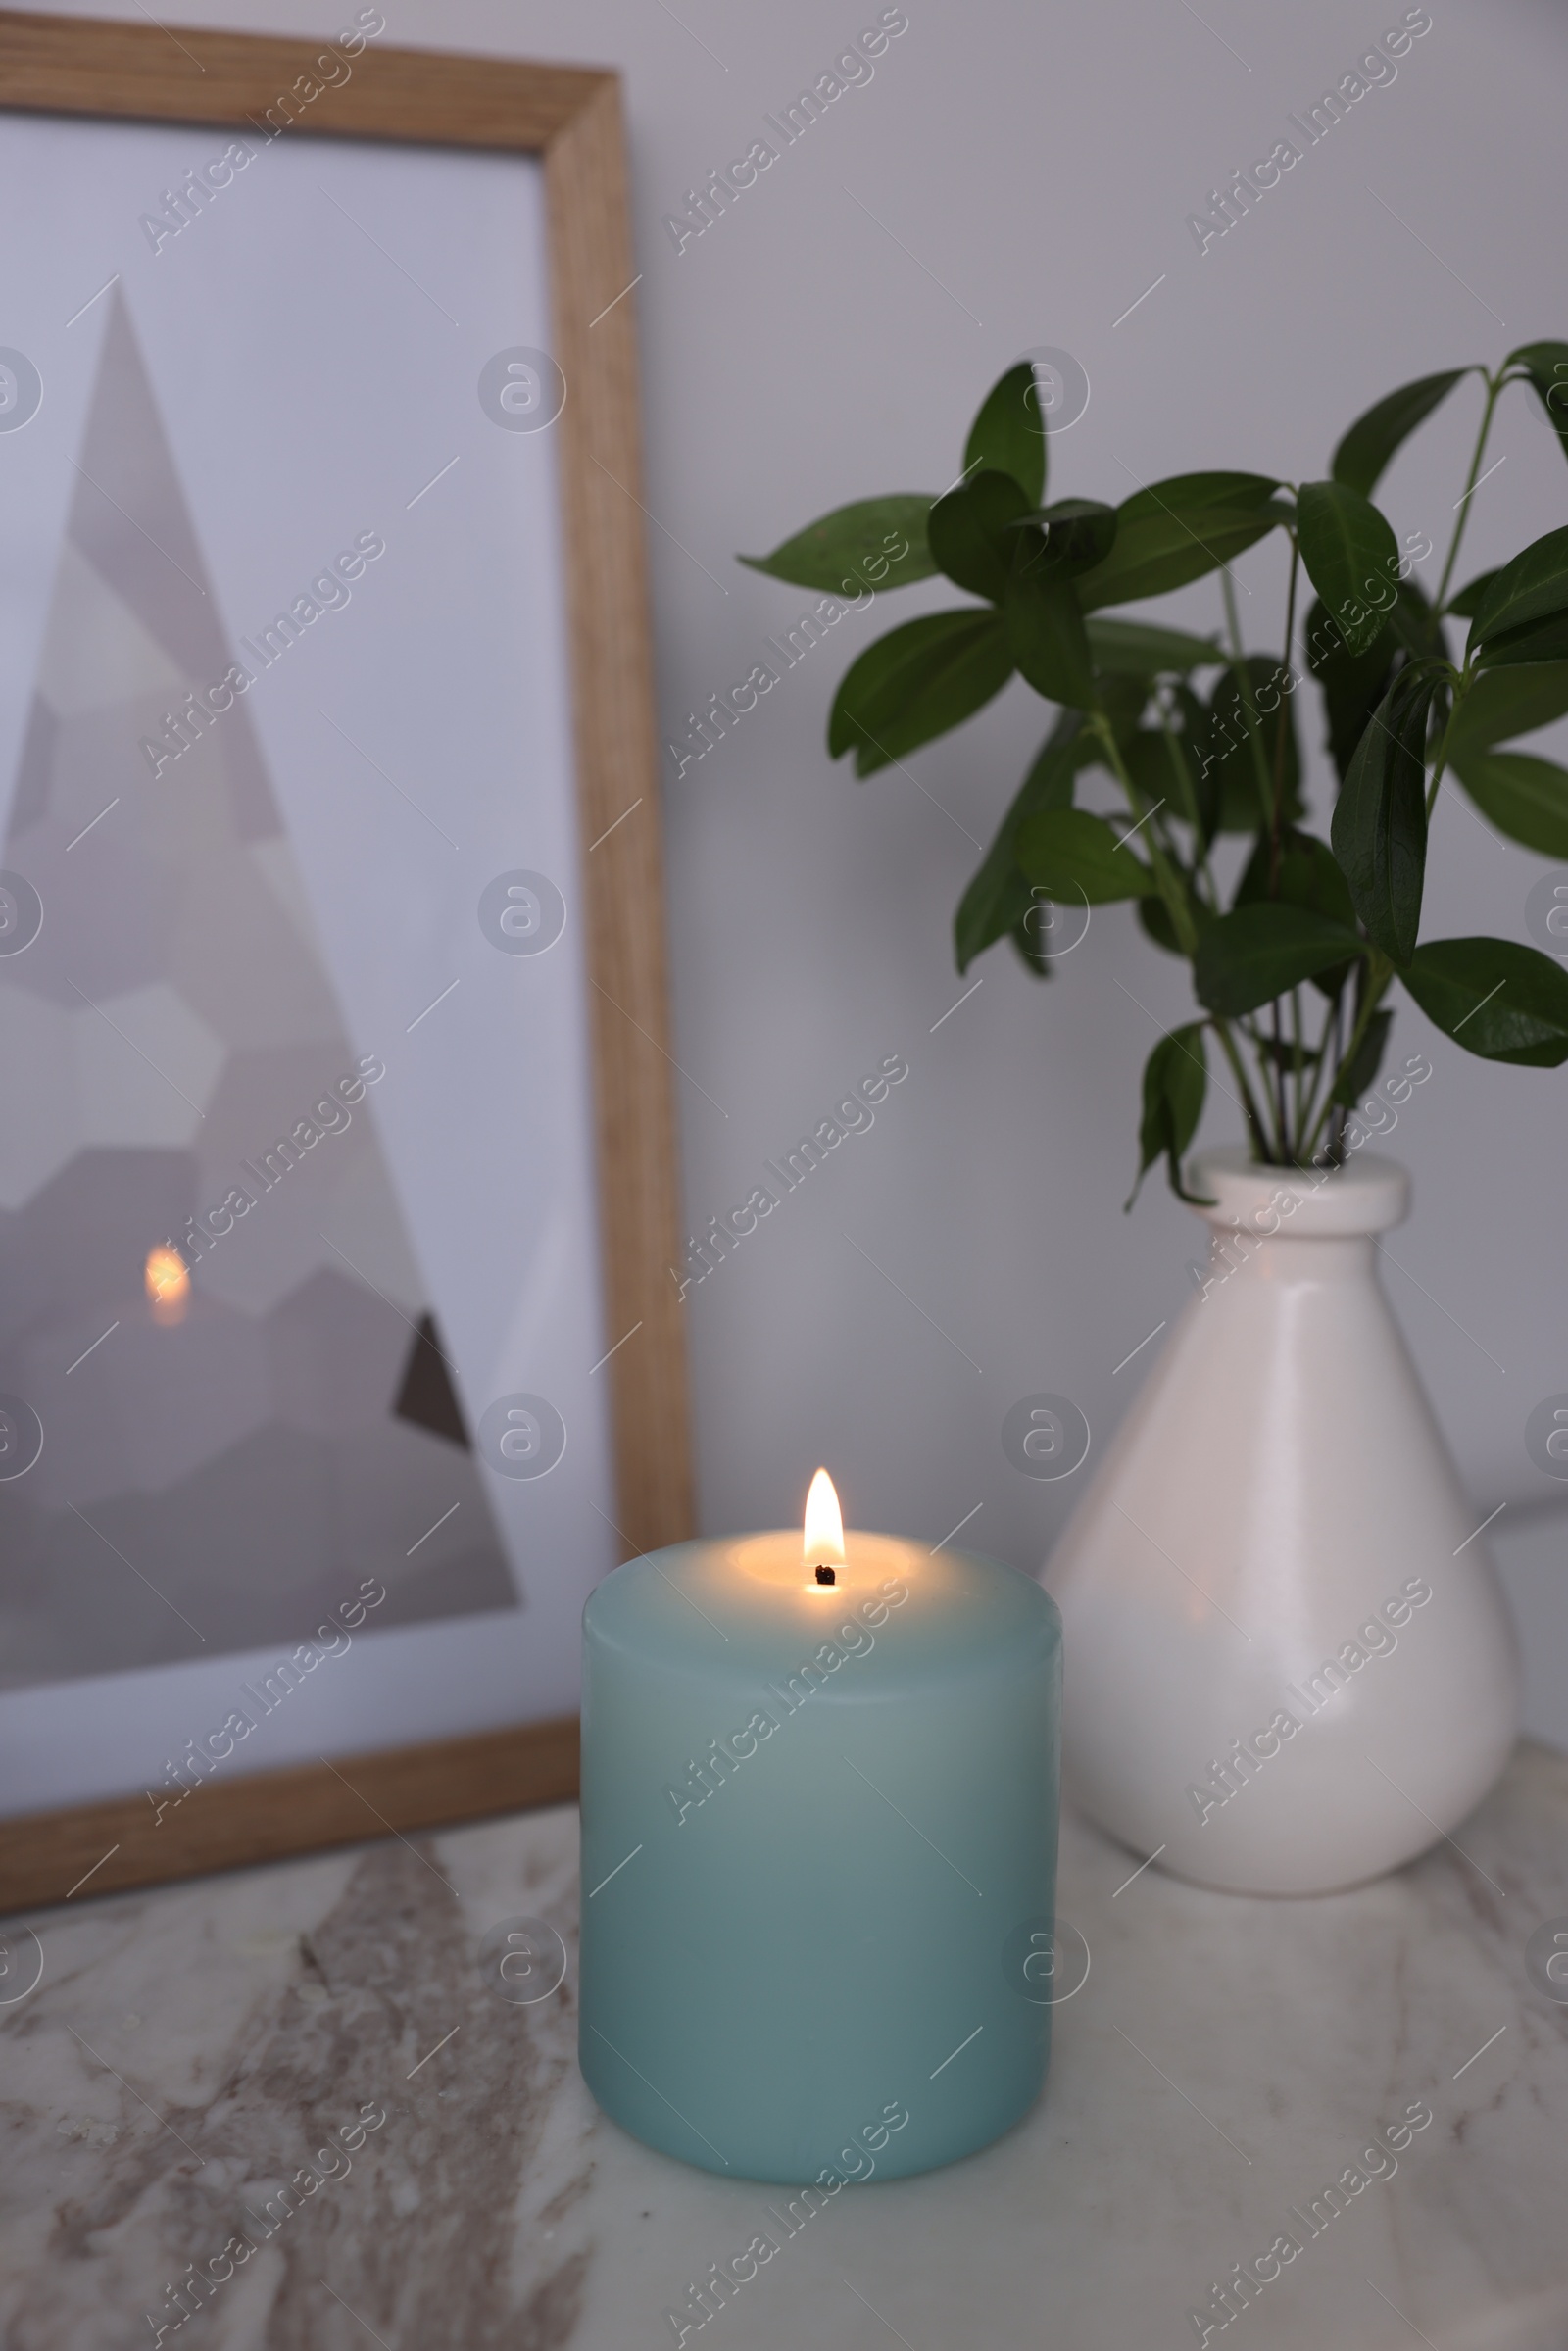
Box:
25;0;1568;1740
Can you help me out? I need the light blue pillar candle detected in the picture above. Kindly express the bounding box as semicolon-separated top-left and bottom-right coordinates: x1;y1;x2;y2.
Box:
578;1485;1061;2183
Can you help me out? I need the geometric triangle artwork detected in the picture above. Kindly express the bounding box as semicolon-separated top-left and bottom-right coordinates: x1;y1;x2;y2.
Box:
393;1314;473;1450
0;293;518;1690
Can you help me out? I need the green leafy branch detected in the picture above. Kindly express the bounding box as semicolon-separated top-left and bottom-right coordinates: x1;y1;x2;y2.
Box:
739;348;1568;1203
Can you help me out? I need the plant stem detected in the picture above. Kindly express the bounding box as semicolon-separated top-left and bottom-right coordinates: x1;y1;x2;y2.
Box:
1434;371;1504;614
1157;697;1218;908
1221;571;1276;826
1239;1019;1288;1159
1226;540;1302;1156
1294;988;1342;1156
1092;698;1274;1162
1269;536;1301;895
1268;1003;1288;1153
1288;986;1306;1153
1267;536;1302;1150
1303;951;1392;1162
1089;709;1197;954
1307;386;1503;1147
1211;1015;1274;1161
1424;677;1468;820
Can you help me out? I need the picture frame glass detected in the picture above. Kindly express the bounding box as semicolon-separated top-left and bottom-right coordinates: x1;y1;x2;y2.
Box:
0;111;619;1818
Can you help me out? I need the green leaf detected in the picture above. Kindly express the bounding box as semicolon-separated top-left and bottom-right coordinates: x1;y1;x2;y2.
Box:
1009;923;1051;979
1296;480;1403;658
1194;904;1364;1017
1138;896;1184;955
1014;497;1118;577
954;714;1093;972
1331;370;1471;498
1124;726;1187;809
1099;673;1152;745
1076;474;1284;611
1475;611;1568;669
1451;748;1568;857
963;362;1047;507
1400;937;1568;1065
928;469;1033;604
1077;508;1286;613
1330;663;1444;963
1004;567;1095;708
1161;686;1222;842
1505;341;1568;467
1200;657;1304;833
828;610;1013;776
1127;1024;1209;1209
1447;662;1568;757
1233;828;1357;930
1120;470;1283;513
1258;827;1361;996
1303;597;1397;781
740;495;937;593
1016;807;1156;902
1330;1007;1395;1106
1085;615;1224;675
1138;882;1213;957
1446;569;1498;619
1470;523;1568;647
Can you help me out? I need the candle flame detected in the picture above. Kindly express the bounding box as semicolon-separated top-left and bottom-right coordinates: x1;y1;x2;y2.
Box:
145;1246;190;1326
803;1467;845;1571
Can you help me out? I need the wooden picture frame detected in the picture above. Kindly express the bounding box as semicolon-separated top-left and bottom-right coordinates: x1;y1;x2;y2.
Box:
0;8;690;1913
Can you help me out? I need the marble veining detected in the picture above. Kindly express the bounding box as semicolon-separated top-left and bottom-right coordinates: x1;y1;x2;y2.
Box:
3;1744;1567;2349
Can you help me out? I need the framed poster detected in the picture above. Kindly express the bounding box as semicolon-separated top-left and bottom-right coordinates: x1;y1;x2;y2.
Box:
0;11;691;1908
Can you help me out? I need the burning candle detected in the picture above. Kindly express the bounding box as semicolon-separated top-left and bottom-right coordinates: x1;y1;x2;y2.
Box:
145;1245;190;1326
577;1473;1061;2181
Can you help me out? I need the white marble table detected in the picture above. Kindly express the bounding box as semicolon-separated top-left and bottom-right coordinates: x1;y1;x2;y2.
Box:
4;1742;1567;2351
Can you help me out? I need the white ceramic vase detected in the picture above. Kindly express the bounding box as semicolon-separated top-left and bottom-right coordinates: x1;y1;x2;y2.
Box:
1048;1148;1520;1895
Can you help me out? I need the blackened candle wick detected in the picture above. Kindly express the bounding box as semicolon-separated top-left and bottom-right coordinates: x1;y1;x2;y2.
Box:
814;1563;837;1586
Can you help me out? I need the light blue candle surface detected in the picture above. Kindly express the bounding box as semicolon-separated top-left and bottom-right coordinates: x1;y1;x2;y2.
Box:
579;1515;1060;2183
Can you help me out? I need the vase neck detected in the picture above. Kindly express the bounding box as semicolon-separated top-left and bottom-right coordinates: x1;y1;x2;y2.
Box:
1187;1147;1408;1242
1195;1226;1376;1301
